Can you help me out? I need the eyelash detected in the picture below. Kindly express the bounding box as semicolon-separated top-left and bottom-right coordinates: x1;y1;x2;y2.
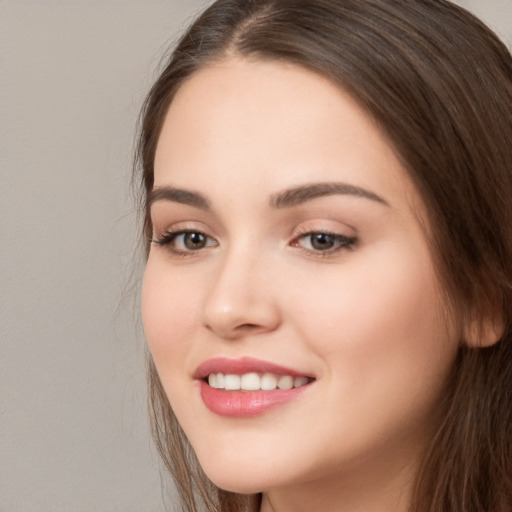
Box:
152;229;217;256
291;230;358;256
152;229;358;257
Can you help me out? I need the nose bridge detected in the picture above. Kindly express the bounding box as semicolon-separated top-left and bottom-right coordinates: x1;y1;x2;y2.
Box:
202;240;280;339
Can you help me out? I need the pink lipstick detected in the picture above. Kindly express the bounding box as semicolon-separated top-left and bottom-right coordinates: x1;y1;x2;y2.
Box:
194;357;314;418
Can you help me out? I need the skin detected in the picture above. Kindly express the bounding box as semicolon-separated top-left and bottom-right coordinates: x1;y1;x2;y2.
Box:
142;58;461;512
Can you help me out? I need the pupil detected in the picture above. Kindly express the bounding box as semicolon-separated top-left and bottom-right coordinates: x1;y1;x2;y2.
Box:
185;232;206;249
311;233;334;250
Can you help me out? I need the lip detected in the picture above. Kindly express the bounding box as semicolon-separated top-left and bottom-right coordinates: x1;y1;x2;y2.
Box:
193;356;313;379
194;357;314;418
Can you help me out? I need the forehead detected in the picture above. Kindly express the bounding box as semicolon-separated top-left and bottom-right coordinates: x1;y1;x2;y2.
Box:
153;58;422;217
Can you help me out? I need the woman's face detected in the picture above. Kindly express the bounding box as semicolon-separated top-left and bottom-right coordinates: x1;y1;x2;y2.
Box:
142;59;459;501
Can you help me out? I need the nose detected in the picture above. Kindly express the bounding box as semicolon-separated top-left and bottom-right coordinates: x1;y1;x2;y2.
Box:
202;250;281;340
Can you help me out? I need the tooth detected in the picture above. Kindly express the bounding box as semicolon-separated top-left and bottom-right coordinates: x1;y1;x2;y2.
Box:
224;374;241;390
277;375;294;390
294;376;308;388
260;373;277;390
241;372;261;390
208;371;307;391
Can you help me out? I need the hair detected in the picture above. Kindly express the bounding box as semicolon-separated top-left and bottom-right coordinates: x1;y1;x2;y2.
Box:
134;1;512;511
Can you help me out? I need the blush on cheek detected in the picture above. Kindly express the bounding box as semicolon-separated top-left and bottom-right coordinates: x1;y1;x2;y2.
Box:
301;245;450;371
141;272;193;359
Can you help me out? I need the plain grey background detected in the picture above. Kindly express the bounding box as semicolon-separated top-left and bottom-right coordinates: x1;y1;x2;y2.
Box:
1;1;510;511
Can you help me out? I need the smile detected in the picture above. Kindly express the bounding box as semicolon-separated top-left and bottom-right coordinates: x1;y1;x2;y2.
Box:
207;372;311;391
195;357;315;417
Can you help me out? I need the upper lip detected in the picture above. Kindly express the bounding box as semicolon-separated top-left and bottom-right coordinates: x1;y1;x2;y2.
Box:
193;357;314;380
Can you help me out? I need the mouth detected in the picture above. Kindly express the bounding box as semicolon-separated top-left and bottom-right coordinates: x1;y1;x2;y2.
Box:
206;372;312;391
194;357;315;418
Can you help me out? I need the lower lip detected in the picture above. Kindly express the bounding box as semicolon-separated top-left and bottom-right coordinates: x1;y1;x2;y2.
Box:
199;381;310;418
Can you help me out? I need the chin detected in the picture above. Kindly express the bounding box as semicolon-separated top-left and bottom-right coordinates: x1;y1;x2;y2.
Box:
197;456;275;494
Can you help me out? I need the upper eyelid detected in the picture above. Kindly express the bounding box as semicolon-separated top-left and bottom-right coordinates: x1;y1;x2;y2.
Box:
152;220;357;242
291;220;356;238
152;220;214;236
153;227;214;240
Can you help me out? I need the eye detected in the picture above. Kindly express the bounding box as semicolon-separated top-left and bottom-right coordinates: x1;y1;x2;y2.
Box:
152;230;217;254
292;232;357;254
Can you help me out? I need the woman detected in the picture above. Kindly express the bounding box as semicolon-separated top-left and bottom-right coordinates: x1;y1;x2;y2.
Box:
135;1;512;511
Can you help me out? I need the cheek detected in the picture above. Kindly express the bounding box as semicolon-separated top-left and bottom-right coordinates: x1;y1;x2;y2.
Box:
141;260;201;368
291;243;455;387
280;245;458;463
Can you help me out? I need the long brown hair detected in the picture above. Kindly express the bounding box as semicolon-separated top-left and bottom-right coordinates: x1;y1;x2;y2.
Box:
134;1;512;510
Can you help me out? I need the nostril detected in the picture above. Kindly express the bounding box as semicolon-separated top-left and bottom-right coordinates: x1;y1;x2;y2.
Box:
203;322;256;332
239;323;260;331
234;323;271;336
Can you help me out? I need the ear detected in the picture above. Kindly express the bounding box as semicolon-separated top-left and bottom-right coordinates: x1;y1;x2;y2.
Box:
464;309;505;348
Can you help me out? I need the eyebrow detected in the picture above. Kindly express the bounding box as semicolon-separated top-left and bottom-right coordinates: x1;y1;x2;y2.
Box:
147;181;388;211
147;187;211;210
269;182;388;208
